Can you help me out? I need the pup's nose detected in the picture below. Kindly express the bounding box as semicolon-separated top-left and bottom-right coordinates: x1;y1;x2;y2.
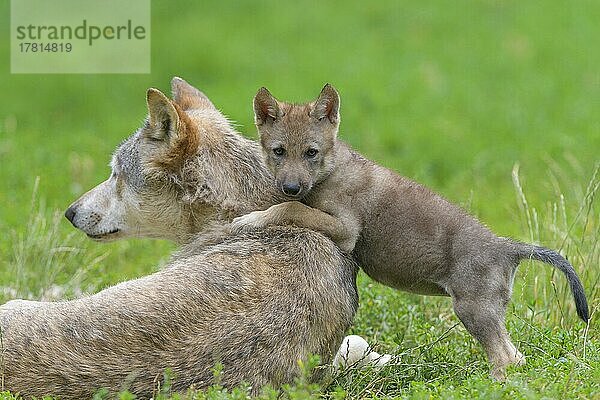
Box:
282;183;302;197
64;205;77;225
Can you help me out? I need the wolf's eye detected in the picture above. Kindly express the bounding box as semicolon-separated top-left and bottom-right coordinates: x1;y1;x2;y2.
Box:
273;147;286;156
305;148;319;158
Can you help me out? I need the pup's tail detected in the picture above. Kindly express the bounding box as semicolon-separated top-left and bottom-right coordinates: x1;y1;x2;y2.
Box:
514;241;589;322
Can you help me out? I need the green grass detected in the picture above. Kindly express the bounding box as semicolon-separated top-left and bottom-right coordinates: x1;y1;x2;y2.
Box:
0;0;598;398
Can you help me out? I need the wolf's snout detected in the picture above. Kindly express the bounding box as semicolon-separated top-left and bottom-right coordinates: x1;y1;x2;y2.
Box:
64;205;77;225
282;182;302;197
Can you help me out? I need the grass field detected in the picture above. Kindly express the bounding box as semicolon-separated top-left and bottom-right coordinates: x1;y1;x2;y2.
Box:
0;0;598;398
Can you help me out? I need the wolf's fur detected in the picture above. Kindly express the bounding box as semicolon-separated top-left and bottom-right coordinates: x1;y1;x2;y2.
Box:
233;84;590;380
1;226;358;398
64;79;285;244
0;79;359;398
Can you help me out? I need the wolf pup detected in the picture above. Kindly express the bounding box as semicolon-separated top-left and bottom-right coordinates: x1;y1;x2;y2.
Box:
232;84;589;380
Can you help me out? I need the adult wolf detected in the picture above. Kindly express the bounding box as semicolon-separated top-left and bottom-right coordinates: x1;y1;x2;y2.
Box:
0;79;359;399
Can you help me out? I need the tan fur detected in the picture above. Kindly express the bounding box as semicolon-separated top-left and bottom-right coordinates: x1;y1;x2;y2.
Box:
65;79;286;244
1;79;359;398
1;226;358;398
147;92;201;171
233;84;589;381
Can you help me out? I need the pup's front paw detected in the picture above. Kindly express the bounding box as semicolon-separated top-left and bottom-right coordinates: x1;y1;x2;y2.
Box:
231;210;268;233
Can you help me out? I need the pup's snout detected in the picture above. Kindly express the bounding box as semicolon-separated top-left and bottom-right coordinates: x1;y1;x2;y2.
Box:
282;182;302;197
64;205;77;225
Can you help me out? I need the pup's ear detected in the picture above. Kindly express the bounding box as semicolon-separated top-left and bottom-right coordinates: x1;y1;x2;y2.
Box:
171;77;216;111
254;87;282;126
145;88;199;169
311;84;340;124
146;88;181;140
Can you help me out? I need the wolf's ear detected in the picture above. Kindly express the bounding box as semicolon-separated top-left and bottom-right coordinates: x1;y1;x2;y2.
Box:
144;88;199;168
311;84;340;125
171;77;216;111
254;87;282;126
146;88;181;141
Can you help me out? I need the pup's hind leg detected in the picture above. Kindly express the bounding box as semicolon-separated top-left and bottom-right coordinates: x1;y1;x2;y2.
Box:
450;287;524;380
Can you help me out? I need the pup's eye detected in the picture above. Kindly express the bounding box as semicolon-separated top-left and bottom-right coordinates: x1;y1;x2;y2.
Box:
305;148;319;158
273;147;286;156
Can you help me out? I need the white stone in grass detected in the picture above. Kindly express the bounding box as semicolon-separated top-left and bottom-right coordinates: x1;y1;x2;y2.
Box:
333;335;392;369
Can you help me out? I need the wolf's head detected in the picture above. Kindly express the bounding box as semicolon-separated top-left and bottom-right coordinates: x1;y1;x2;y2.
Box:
66;78;276;244
254;84;340;198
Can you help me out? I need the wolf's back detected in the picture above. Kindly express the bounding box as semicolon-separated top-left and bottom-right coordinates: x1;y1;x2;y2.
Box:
0;226;357;399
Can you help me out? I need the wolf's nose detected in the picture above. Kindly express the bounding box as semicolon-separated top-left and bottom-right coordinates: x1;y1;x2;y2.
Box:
282;183;301;197
64;206;77;225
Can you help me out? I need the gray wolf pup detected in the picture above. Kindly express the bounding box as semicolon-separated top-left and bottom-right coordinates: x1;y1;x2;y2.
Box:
232;84;589;380
0;79;358;399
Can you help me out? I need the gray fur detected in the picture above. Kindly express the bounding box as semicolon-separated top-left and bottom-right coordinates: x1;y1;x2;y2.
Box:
514;242;588;321
233;84;589;380
65;81;286;244
1;226;358;398
1;78;358;398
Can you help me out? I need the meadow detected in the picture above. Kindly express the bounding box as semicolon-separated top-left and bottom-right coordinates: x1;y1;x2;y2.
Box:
0;0;598;398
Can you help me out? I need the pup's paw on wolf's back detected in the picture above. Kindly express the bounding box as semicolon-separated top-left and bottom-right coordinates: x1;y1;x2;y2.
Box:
231;210;270;233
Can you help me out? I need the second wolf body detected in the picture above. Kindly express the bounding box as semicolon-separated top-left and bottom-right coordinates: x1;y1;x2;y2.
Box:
233;84;589;380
